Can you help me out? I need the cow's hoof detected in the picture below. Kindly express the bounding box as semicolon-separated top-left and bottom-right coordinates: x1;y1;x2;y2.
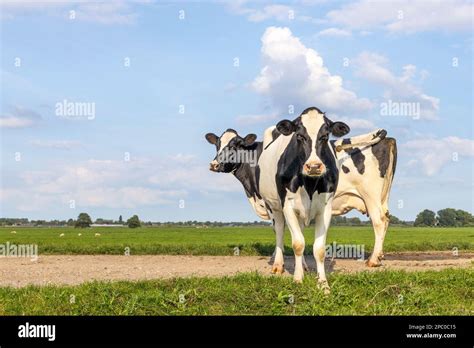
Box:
293;274;304;283
366;258;382;267
271;264;284;274
318;280;331;295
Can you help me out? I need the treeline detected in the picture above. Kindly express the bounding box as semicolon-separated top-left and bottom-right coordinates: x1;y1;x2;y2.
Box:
331;215;411;226
1;208;472;228
156;220;271;227
414;208;474;227
0;215;271;228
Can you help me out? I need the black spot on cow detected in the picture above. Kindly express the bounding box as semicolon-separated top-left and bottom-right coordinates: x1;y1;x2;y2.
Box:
341;165;350;173
371;137;397;178
342;138;365;175
233;141;263;199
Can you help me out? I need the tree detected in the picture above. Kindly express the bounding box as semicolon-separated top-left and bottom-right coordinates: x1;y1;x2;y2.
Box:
67;218;75;227
127;215;141;228
348;217;361;225
437;208;474;227
331;216;346;225
437;208;458;227
75;213;92;228
414;209;436;227
119;215;123;224
454;209;474;227
389;215;403;225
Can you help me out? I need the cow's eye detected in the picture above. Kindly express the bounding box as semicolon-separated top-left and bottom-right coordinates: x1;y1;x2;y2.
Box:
296;134;306;142
319;135;329;142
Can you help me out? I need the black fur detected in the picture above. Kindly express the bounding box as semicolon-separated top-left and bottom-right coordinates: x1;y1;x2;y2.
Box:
342;138;365;175
371;137;397;178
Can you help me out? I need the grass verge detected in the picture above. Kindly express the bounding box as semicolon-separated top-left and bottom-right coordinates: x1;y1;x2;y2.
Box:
0;268;472;315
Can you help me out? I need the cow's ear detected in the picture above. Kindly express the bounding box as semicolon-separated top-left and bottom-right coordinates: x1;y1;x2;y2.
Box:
330;122;350;137
205;133;218;145
276;119;295;136
243;133;257;146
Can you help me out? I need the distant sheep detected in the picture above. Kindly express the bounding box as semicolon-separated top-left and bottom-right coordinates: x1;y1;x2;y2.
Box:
95;233;101;237
78;233;82;236
60;233;65;237
11;231;17;234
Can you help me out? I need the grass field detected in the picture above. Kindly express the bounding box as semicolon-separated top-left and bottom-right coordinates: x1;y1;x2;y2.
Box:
1;226;472;316
0;269;472;315
1;226;473;255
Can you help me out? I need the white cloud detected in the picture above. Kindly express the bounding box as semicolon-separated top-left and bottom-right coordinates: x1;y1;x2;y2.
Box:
30;140;82;149
73;2;137;25
74;187;184;209
0;106;41;128
252;27;372;115
353;52;440;120
402;136;474;176
325;0;473;34
0;0;140;24
247;5;294;22
335;117;376;130
2;154;242;212
317;27;352;38
0;116;36;128
227;2;294;22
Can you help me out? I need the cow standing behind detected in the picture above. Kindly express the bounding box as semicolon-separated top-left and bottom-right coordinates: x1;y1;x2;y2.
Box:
262;125;397;268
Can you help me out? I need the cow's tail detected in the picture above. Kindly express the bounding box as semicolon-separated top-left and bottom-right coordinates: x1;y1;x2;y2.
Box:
335;129;387;152
381;138;397;215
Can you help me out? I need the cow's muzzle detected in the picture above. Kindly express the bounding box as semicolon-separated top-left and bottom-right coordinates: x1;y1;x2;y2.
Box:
303;162;325;177
209;160;220;172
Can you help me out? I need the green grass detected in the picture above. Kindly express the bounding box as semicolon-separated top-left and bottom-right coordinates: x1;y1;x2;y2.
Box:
0;226;472;255
0;269;472;315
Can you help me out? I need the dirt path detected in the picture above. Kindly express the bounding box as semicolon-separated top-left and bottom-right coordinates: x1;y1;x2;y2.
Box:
0;252;472;287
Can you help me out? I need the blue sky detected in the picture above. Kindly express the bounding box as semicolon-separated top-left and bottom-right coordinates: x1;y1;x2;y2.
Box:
1;0;473;222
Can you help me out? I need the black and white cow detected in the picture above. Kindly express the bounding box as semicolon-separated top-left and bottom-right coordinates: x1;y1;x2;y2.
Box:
256;107;350;291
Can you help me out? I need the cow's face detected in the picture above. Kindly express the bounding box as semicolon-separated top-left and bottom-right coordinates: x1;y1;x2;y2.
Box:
276;108;350;177
205;129;257;173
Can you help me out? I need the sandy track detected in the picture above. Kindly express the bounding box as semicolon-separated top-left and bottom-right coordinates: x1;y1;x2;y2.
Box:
0;252;472;287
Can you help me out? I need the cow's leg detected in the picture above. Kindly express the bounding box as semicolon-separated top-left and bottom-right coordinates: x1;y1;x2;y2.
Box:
271;211;285;274
380;212;390;260
283;204;305;283
299;220;309;271
366;200;389;267
313;202;332;295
